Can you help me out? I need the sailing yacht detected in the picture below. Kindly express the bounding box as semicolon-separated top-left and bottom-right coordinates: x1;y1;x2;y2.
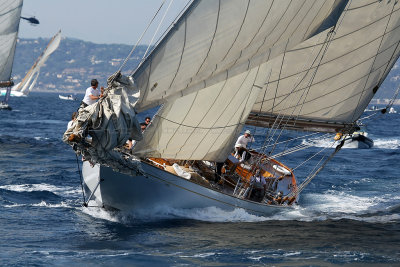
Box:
65;0;400;215
0;30;62;97
0;0;23;110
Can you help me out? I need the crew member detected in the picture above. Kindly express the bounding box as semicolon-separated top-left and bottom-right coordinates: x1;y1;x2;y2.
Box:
234;130;255;163
81;79;103;108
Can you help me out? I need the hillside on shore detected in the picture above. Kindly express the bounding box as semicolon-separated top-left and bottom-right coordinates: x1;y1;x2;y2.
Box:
12;37;400;99
13;37;147;93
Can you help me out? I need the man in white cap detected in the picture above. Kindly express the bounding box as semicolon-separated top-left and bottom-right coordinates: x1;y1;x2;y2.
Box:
234;129;255;163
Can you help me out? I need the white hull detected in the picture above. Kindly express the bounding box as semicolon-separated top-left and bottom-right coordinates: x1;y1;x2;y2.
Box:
343;135;374;149
82;161;293;216
59;95;76;101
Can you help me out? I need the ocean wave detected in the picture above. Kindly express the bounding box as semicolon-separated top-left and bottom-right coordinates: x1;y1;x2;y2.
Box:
0;183;80;198
3;200;71;208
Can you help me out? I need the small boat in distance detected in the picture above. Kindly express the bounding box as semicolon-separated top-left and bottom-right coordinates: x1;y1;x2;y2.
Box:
59;94;77;101
389;107;397;114
343;131;374;149
364;105;381;112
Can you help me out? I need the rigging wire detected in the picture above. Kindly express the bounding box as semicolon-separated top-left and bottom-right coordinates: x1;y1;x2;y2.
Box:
251;2;352;196
289;140;344;198
117;0;166;76
130;0;175;76
357;82;400;126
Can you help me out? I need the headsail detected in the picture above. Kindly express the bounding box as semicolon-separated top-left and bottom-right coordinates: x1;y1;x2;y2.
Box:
247;0;400;133
12;30;61;95
132;64;267;161
0;0;23;88
132;0;348;112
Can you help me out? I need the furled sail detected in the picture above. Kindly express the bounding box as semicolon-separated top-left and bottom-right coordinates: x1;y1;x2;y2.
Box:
247;0;400;133
129;0;350;161
0;0;23;88
132;0;348;112
12;30;61;95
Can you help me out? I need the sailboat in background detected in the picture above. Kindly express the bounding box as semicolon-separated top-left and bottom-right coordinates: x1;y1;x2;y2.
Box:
0;30;62;97
64;0;400;215
0;0;23;110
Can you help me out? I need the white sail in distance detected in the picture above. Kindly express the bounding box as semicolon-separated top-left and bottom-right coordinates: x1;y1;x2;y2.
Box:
131;0;348;161
247;0;400;133
12;30;61;95
0;0;23;87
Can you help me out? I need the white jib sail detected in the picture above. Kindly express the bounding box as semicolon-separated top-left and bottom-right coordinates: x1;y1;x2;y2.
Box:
0;0;23;85
133;63;269;161
248;0;400;132
14;30;61;94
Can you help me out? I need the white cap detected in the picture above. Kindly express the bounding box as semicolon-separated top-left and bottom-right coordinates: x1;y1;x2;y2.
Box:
245;130;251;135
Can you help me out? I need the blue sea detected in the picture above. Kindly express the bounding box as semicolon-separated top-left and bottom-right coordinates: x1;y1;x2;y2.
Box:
1;92;400;266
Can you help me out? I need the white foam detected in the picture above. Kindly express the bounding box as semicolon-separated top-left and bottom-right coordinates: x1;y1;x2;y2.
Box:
73;188;400;224
32;200;71;208
180;252;216;258
303;136;400;150
304;191;378;214
0;183;80;197
3;200;72;208
159;206;270;222
373;138;400;149
78;203;273;223
33;136;50;141
301;138;335;148
80;203;121;223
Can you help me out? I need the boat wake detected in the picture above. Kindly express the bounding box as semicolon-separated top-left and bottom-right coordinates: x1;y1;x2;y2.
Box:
2;183;397;224
302;137;400;149
373;138;400;149
79;190;400;224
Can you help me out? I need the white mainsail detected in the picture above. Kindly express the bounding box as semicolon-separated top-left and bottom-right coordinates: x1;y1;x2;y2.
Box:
130;0;348;161
132;0;348;112
0;0;23;88
12;30;61;95
247;0;400;133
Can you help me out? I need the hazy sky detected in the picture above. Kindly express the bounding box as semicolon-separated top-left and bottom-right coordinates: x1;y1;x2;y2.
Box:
19;0;190;45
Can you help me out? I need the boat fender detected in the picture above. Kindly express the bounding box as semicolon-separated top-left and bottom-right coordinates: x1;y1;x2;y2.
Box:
172;163;191;180
334;132;343;141
272;165;291;176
